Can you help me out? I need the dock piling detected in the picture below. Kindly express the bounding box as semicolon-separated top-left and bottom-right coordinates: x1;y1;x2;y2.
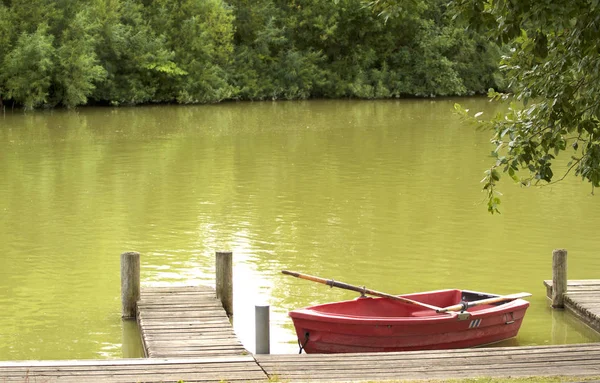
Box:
255;304;270;354
552;248;568;308
216;251;233;317
121;251;140;318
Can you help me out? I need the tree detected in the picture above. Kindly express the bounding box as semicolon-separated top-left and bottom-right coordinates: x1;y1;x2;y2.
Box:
0;0;502;107
0;3;11;105
91;0;181;105
451;0;600;213
53;9;106;108
146;0;236;103
1;25;56;110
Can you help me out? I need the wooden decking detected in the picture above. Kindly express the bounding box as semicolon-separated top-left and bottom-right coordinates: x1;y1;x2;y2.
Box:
2;284;600;382
137;286;247;358
2;343;600;382
257;343;600;381
544;279;600;332
0;356;266;383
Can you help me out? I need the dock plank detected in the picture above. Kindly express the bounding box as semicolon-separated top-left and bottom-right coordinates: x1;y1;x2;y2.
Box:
257;343;600;381
137;286;249;359
0;356;266;383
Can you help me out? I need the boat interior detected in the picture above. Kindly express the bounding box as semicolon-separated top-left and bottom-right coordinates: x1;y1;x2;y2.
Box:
401;289;498;307
304;289;503;318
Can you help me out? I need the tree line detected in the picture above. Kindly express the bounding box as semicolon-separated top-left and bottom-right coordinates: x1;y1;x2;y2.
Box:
0;0;502;109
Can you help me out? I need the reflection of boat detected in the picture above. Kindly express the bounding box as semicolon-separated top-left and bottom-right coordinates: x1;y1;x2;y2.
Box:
289;289;530;353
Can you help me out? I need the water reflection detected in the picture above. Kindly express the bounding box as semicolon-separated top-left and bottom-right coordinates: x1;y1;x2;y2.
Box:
121;320;144;358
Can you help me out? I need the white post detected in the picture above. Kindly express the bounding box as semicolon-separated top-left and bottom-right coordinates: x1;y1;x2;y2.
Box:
255;304;270;354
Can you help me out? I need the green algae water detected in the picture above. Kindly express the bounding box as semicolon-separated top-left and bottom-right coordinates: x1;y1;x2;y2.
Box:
1;99;599;360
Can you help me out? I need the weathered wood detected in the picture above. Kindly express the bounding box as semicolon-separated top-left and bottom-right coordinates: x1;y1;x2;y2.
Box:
3;343;600;382
140;320;229;326
0;356;255;367
258;343;600;363
120;251;140;318
0;356;266;383
140;310;231;318
544;279;600;333
0;362;256;373
142;285;216;293
216;251;233;316
552;248;568;308
254;343;600;381
259;351;600;369
0;371;266;383
137;286;247;359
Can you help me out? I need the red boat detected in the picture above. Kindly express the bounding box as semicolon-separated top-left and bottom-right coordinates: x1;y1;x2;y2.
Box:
289;289;530;353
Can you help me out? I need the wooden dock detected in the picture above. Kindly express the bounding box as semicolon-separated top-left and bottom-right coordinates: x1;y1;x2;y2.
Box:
0;356;266;383
2;342;600;382
544;279;600;332
2;282;600;382
257;343;600;381
137;286;247;358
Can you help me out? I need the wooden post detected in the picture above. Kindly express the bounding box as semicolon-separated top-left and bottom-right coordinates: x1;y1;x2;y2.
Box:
552;248;568;308
121;251;140;319
216;251;233;317
255;304;270;354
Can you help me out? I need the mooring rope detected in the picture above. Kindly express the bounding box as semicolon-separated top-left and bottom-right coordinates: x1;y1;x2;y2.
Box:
298;332;310;354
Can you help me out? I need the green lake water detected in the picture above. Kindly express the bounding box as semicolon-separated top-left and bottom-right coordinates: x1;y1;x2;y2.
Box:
1;99;599;360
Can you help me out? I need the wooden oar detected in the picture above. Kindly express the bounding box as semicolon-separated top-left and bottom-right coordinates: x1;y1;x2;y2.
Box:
282;270;443;312
436;292;532;313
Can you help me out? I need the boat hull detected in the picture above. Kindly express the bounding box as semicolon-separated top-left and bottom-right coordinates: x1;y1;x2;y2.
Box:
289;289;529;353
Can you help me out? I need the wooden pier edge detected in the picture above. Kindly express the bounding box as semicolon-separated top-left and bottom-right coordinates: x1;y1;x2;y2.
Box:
544;279;600;333
3;343;600;382
544;248;600;333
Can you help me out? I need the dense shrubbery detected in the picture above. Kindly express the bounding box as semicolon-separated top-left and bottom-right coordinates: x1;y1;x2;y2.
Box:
0;0;501;109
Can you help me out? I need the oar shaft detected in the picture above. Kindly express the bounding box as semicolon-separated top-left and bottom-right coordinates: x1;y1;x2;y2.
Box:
437;292;531;313
282;270;441;311
282;271;365;295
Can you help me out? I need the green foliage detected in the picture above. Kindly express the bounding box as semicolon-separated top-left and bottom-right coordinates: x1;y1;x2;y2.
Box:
451;0;600;212
230;0;497;100
147;0;235;103
1;25;56;110
0;0;503;108
91;0;176;105
54;10;107;107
